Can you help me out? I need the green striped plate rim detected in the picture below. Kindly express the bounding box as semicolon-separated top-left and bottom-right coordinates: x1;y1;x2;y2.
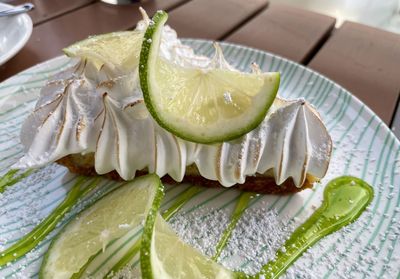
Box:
0;40;399;278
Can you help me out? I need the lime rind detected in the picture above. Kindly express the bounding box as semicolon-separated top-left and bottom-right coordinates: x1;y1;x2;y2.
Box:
139;10;169;138
139;171;233;278
39;174;162;279
140;171;166;278
140;212;235;278
139;11;280;144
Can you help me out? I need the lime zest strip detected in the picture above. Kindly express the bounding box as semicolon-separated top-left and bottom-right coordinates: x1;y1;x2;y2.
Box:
0;176;100;267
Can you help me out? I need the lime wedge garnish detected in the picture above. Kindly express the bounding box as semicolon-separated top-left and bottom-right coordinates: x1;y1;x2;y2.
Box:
141;214;235;278
140;186;234;278
40;174;163;279
63;30;143;70
139;11;280;143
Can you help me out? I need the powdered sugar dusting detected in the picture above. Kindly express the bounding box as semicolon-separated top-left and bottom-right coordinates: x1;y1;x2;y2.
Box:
218;205;295;275
169;208;230;257
0;37;399;279
0;166;118;277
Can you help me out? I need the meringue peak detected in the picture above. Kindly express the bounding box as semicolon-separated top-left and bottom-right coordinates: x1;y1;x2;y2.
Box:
16;23;332;189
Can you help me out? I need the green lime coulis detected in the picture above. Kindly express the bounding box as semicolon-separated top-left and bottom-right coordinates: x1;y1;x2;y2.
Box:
237;176;374;279
0;175;100;267
0;169;374;278
0;169;34;193
213;192;255;261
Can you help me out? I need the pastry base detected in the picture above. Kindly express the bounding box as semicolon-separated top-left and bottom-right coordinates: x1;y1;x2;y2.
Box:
57;154;316;195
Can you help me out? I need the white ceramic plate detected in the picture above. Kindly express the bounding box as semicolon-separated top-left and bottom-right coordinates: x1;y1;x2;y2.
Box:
0;40;399;278
0;3;32;66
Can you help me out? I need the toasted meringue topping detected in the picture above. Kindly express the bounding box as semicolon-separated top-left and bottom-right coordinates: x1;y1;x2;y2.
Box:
16;24;332;188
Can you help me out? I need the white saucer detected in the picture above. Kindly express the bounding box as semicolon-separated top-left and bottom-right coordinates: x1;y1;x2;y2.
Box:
0;2;32;66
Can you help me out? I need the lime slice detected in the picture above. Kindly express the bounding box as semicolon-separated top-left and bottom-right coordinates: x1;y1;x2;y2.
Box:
139;11;280;144
141;214;235;278
63;30;143;70
40;174;163;279
140;188;234;278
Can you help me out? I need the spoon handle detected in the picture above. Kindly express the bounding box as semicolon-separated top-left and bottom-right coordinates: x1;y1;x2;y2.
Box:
0;3;34;17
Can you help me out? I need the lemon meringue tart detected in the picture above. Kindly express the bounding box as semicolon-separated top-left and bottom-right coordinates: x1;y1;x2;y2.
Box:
15;11;332;194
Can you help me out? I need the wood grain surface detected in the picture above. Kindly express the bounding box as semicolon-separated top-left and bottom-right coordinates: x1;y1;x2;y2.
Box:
167;0;268;40
7;0;95;25
225;4;336;64
309;21;400;125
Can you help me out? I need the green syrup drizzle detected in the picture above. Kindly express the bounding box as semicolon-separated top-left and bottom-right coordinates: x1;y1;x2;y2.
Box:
236;176;374;279
0;169;374;279
49;176;375;278
0;176;100;267
212;191;254;261
0;169;34;193
0;167;202;277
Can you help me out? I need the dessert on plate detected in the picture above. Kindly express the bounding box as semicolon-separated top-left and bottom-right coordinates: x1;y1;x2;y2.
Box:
14;10;332;194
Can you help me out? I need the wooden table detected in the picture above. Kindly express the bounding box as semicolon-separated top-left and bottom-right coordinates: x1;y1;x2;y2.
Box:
1;0;400;138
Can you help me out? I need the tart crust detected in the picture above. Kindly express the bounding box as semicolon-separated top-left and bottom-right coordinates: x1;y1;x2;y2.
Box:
57;153;316;194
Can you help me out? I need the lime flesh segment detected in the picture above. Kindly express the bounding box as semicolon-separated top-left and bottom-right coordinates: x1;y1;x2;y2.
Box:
40;174;162;279
140;174;234;278
63;31;143;70
140;11;280;144
141;213;235;279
